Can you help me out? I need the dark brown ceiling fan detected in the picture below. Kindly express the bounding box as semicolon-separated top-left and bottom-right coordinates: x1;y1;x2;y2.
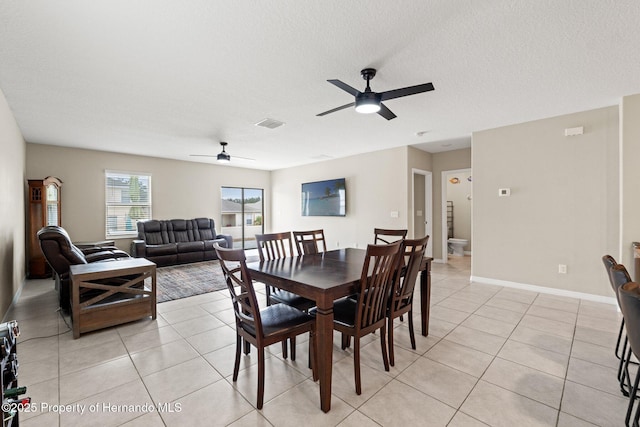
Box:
317;68;434;120
189;142;255;163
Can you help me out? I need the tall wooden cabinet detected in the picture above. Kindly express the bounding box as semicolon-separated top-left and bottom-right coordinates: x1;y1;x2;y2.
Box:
27;177;62;279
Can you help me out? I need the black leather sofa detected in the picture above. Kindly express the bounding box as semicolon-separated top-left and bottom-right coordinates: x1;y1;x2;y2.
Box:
130;218;232;267
37;225;131;311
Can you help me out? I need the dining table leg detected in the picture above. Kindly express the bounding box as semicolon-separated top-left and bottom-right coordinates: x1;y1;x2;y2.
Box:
315;298;334;412
420;261;431;336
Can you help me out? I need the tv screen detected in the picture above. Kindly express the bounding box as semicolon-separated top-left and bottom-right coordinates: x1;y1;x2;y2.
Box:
301;178;346;216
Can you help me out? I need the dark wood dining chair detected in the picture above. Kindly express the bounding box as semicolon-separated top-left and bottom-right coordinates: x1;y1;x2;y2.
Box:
214;244;317;409
608;262;636;396
293;229;327;255
374;228;408;244
603;255;626;360
330;241;402;395
387;235;429;366
255;232;315;359
616;281;640;426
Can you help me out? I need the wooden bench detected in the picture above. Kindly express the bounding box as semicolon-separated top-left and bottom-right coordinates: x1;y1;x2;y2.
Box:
69;258;156;338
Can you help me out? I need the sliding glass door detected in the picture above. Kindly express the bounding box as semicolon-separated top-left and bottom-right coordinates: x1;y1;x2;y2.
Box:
220;187;264;249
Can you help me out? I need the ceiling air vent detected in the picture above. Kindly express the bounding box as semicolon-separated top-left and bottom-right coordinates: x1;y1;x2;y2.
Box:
254;118;285;129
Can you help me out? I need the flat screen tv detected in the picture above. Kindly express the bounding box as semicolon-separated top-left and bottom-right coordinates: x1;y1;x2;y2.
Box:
301;178;346;216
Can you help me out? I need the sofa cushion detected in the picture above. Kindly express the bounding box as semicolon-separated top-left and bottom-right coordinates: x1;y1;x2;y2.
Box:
169;219;194;243
138;220;170;244
145;244;178;256
177;241;204;253
193;218;216;240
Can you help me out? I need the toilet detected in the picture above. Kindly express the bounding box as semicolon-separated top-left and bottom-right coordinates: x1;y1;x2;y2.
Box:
448;238;468;257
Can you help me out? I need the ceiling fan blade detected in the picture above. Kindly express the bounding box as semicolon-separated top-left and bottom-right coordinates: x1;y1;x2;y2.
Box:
327;79;360;96
189;154;216;157
317;102;355;117
379;82;434;102
377;103;397;120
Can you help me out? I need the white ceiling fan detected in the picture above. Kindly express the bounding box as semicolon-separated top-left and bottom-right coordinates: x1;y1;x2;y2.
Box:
190;142;255;164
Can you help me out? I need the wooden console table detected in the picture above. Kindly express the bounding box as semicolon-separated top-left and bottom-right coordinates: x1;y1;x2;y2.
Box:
69;258;157;338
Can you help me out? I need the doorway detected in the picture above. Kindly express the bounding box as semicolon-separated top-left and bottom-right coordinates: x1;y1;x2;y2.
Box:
412;169;433;257
220;187;264;249
441;168;472;263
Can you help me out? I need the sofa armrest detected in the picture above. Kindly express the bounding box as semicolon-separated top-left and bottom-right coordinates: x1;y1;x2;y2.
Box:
81;246;120;255
85;250;130;263
218;234;233;249
130;240;147;258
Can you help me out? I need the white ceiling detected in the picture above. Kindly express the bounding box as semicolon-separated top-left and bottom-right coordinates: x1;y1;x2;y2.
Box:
1;1;639;171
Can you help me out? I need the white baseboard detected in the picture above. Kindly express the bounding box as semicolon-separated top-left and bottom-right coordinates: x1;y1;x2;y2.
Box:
471;275;617;305
2;275;26;323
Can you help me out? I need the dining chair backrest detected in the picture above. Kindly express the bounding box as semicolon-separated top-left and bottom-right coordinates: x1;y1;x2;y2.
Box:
374;228;408;245
255;232;294;261
214;244;264;342
610;263;633;301
618;281;640;426
293;229;327;255
390;235;429;311
602;255;618;290
355;241;402;331
619;282;640;356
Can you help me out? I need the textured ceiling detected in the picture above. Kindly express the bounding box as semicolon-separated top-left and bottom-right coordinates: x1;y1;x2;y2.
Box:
1;1;639;170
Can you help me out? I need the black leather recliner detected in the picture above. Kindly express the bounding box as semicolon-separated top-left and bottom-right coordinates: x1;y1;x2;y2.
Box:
37;225;131;311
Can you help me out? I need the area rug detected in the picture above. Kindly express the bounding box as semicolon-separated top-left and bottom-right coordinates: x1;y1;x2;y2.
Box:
155;260;227;303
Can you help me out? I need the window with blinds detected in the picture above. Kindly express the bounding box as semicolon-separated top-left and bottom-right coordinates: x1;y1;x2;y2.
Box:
105;171;152;238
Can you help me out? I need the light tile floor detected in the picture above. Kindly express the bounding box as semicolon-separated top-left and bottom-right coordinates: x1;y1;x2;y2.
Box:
6;256;631;426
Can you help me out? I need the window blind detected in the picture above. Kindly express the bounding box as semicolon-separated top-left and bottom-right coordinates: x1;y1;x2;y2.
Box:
105;171;152;238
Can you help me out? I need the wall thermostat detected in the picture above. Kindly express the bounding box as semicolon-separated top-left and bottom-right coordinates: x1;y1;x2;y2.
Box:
498;188;511;197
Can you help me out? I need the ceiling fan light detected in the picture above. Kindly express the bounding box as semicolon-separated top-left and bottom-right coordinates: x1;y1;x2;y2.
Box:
355;91;381;114
355;102;381;114
217;152;230;163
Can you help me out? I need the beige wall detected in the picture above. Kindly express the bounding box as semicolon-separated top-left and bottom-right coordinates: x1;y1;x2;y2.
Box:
271;146;409;249
26;144;271;252
621;94;640;280
472;106;619;297
0;88;26;316
431;149;472;260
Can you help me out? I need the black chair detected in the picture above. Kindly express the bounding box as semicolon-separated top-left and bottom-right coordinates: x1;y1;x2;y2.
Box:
37;225;130;311
387;235;429;366
329;241;401;395
255;232;315;359
616;281;640;426
609;263;636;396
214;244;316;409
374;228;407;245
603;255;625;361
293;230;327;255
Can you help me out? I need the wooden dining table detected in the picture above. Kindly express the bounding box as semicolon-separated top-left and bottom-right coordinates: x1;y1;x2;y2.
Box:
245;247;432;412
